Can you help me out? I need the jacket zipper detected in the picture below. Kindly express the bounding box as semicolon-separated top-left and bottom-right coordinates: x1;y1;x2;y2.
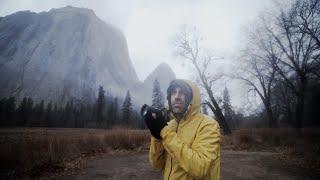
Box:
168;158;173;180
167;121;180;180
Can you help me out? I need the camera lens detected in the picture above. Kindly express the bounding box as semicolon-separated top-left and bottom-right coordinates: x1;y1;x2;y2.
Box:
140;104;149;117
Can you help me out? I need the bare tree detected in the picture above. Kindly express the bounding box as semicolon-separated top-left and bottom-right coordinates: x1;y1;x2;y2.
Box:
172;25;231;134
292;0;320;49
245;0;320;128
291;0;320;79
269;4;319;128
271;80;295;126
237;32;277;127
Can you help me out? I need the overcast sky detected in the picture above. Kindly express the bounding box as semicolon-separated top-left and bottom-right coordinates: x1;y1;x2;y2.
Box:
0;0;276;112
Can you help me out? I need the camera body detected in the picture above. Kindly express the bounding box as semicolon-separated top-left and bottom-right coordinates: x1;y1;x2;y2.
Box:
140;104;169;139
140;104;169;123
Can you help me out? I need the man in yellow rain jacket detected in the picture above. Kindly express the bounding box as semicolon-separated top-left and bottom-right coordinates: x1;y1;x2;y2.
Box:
143;79;220;180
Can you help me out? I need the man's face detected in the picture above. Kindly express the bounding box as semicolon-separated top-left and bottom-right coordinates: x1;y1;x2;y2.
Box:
170;87;186;114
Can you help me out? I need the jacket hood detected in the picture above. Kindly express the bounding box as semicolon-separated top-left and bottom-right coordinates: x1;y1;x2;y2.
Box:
184;79;201;117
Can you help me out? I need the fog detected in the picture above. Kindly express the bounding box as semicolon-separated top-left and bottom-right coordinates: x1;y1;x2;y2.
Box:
0;0;276;112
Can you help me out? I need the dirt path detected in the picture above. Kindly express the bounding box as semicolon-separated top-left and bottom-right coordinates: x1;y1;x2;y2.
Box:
52;151;319;180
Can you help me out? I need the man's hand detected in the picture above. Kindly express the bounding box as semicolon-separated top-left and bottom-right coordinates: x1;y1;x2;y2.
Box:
141;105;168;139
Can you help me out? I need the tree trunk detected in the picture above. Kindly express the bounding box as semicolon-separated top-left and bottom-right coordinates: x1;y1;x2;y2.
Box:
295;93;305;128
266;105;277;128
204;84;232;134
206;102;232;134
286;105;293;127
295;78;307;129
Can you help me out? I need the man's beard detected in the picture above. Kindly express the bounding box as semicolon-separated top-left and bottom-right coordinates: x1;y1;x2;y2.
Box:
172;107;184;114
171;103;188;116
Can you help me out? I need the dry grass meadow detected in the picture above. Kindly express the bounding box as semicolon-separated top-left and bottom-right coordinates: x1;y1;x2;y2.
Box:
222;128;320;171
0;127;150;177
0;127;319;178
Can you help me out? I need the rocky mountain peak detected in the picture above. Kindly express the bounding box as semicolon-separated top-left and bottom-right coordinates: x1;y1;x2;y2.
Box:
144;63;176;86
49;6;96;20
0;7;138;104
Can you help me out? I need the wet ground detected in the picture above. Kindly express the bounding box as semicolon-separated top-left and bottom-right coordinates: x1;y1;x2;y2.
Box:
52;150;319;180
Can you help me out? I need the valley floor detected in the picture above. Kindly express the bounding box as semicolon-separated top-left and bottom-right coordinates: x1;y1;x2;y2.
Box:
51;150;319;180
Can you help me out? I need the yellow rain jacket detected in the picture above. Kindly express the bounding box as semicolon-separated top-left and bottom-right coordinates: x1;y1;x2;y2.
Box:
149;80;221;180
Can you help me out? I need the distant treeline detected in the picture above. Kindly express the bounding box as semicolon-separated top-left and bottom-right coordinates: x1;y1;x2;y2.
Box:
0;86;144;129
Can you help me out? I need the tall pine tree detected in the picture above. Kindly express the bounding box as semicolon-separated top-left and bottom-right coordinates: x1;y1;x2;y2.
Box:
53;103;58;127
36;100;45;126
46;102;52;127
152;78;164;109
18;97;28;126
26;97;33;125
107;101;114;127
96;86;106;125
222;88;235;128
121;90;132;126
114;97;118;124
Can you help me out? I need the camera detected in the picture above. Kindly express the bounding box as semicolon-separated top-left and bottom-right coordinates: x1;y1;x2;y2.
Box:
140;104;169;123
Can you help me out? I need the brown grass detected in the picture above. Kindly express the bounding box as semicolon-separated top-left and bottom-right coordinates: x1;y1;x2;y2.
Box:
103;127;149;150
0;127;150;177
221;128;320;172
1;127;319;177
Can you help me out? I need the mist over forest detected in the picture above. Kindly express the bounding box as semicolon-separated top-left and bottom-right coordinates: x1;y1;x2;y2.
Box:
0;0;319;179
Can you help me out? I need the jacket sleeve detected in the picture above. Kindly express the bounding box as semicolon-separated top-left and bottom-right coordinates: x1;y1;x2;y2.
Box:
149;136;166;171
160;119;220;179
